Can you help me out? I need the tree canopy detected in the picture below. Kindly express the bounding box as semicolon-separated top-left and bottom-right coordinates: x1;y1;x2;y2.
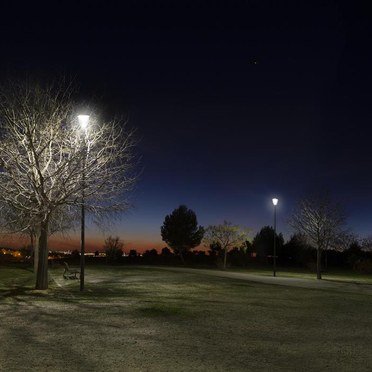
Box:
252;226;284;259
160;205;204;261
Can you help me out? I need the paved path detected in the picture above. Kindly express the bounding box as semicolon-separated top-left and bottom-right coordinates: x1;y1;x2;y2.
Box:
151;266;372;295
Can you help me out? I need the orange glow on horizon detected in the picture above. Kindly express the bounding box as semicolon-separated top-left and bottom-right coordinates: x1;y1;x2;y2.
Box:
49;237;167;253
0;234;167;254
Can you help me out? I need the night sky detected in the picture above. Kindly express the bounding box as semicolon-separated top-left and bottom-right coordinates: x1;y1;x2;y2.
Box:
1;1;372;251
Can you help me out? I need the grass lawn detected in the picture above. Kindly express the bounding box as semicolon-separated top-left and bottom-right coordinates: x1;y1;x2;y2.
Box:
229;265;372;284
1;264;372;371
0;264;34;293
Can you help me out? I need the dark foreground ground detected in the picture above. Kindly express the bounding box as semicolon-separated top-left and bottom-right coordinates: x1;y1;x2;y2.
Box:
1;265;372;371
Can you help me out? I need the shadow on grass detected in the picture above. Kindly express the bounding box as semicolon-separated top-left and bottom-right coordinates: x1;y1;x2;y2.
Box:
1;285;41;299
138;303;193;318
322;277;372;289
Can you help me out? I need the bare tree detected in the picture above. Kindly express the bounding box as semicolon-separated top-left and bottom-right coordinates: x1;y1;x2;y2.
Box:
288;193;348;279
0;79;137;289
104;236;124;263
360;236;372;252
203;221;249;269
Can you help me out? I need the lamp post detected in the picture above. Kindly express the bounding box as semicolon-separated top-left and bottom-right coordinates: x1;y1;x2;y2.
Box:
78;114;89;291
272;197;278;277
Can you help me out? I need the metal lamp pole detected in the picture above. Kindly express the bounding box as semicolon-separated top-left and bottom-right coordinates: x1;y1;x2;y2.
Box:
272;198;278;277
78;115;89;291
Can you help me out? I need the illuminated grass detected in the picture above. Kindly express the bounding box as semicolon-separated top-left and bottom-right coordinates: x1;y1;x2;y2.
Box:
1;265;372;371
230;266;372;284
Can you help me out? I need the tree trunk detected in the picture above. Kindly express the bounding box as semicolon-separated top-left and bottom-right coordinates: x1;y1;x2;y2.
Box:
223;248;227;270
316;247;322;280
36;218;49;290
179;251;185;264
32;229;40;274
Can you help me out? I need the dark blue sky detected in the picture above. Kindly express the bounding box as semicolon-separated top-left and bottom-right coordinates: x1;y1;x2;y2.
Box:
1;1;372;251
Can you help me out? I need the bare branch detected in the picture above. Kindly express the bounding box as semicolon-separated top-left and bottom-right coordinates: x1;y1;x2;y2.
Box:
0;78;138;289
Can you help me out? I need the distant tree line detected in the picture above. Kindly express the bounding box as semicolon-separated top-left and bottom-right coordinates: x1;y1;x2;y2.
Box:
156;200;372;275
97;232;372;274
97;199;372;276
50;195;372;278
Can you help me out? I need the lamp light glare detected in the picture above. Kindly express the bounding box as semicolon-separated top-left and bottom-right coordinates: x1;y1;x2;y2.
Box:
78;115;90;130
272;198;278;206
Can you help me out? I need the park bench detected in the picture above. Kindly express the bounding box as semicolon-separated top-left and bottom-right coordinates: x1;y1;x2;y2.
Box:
63;261;80;279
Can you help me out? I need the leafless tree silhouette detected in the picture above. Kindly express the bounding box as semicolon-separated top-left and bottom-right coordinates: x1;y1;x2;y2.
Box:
288;193;348;279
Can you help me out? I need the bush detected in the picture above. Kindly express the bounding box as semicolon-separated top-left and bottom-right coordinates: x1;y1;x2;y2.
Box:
353;259;372;274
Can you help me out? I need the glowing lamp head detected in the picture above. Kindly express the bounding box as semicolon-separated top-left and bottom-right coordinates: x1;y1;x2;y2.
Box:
78;115;90;130
272;198;278;206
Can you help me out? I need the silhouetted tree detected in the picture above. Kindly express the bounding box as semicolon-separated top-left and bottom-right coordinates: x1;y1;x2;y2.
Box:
252;226;284;261
160;246;173;265
289;193;349;279
161;247;172;256
149;248;158;256
350;239;372;273
322;232;356;269
244;240;253;255
161;205;204;262
194;250;209;265
71;249;80;261
281;233;312;266
228;246;247;267
208;241;223;262
104;236;124;263
143;249;158;263
204;221;249;269
360;236;372;252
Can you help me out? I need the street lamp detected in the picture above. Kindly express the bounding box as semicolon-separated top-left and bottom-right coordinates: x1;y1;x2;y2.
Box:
272;197;278;277
78;114;89;291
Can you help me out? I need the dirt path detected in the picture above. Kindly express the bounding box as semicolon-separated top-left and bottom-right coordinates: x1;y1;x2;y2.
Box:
151;266;372;295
